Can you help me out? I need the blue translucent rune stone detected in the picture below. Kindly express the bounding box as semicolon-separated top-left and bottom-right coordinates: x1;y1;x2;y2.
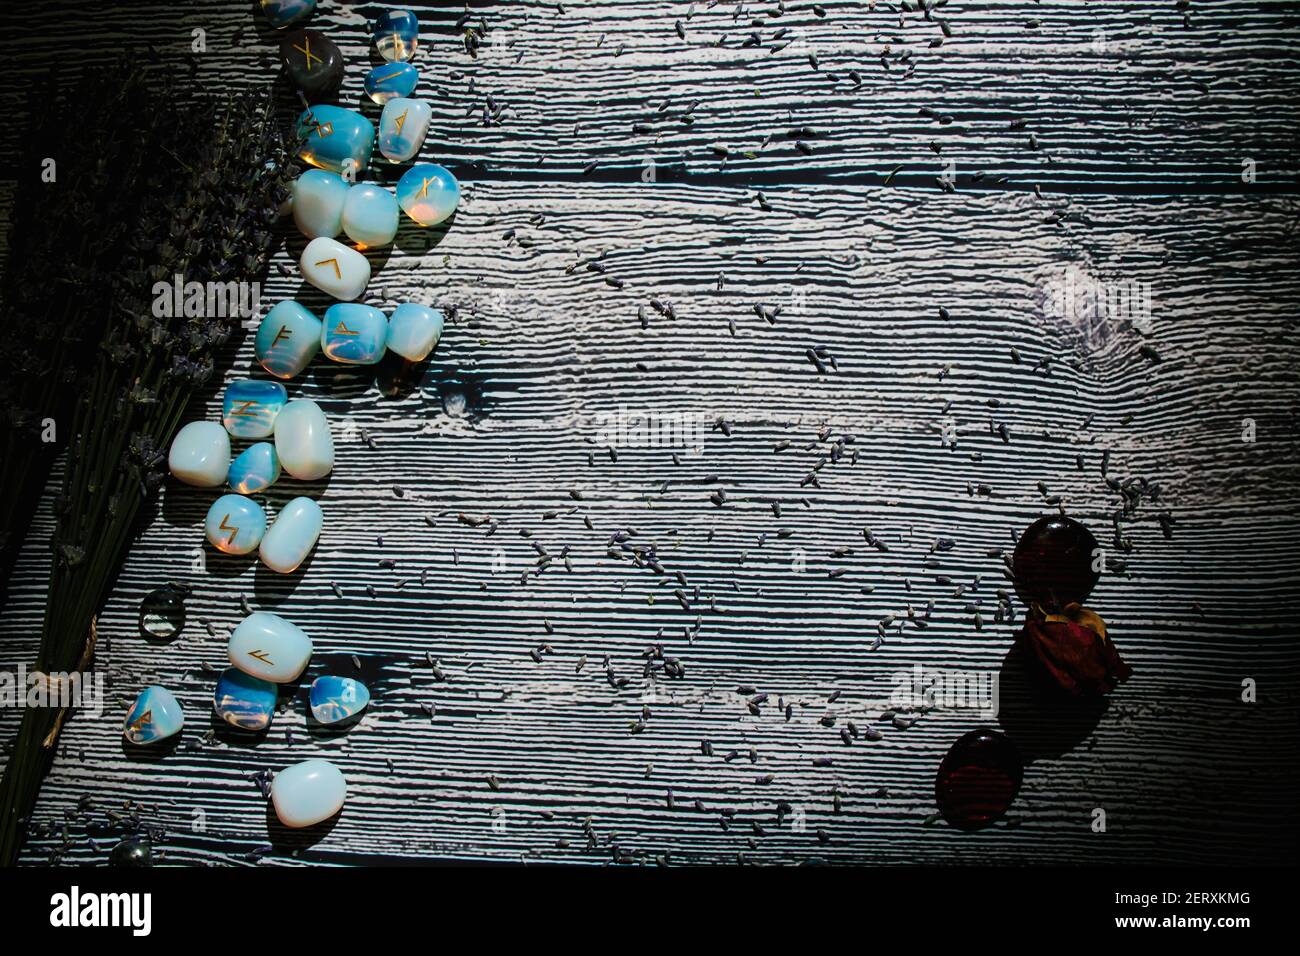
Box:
310;675;371;724
205;494;268;556
378;97;431;163
386;303;444;362
341;183;400;249
213;668;279;732
259;496;324;575
364;61;417;104
322;303;388;365
396;163;459;227
262;0;316;30
255;300;322;379
228;442;281;494
373;9;419;62
297;105;375;177
292;168;348;239
222;379;288;439
123;686;184;745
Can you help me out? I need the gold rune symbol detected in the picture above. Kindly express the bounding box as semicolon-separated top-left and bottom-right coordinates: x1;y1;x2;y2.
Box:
229;400;258;418
313;121;334;138
315;258;342;280
218;513;240;544
293;37;322;70
392;108;409;135
334;321;359;336
417;176;436;198
272;325;293;346
248;650;275;665
128;709;153;732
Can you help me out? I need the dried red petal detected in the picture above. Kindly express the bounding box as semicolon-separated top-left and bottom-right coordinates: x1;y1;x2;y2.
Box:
1019;613;1132;697
935;729;1023;830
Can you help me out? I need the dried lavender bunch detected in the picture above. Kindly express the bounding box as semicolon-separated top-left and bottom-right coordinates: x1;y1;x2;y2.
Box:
0;66;178;599
0;74;298;865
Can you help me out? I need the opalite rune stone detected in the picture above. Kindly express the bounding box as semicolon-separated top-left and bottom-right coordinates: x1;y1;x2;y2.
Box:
260;496;324;575
386;303;444;362
228;442;281;494
292;169;348;239
396;163;459;227
310;675;371;724
301;236;370;301
342;183;400;249
271;759;347;828
169;421;231;487
205;494;268;556
256;300;322;379
123;686;184;745
214;667;279;732
274;399;333;480
378;97;431;163
297;105;375;177
229;611;313;683
280;29;343;98
222;379;288;439
364;62;417;104
373;9;419;62
261;0;315;30
322;303;388;365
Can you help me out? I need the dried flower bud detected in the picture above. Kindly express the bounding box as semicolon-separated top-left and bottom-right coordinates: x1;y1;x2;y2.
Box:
1017;605;1131;697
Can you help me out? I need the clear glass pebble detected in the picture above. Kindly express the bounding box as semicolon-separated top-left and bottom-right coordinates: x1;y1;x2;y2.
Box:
373;9;419;62
138;586;188;640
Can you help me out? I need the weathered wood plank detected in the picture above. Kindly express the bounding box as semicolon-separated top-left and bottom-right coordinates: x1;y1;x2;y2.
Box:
1;1;1298;188
3;184;1297;865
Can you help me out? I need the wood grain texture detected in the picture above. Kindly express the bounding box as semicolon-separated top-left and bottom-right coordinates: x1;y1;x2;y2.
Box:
1;1;1298;188
1;0;1298;866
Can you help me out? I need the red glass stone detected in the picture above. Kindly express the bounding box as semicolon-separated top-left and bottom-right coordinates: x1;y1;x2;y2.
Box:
1012;515;1100;613
935;728;1023;830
